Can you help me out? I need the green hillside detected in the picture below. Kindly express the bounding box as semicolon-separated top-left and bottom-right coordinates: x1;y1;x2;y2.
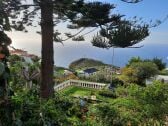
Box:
69;58;105;70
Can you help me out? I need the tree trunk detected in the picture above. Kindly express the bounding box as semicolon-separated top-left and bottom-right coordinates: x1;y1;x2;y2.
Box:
40;0;54;98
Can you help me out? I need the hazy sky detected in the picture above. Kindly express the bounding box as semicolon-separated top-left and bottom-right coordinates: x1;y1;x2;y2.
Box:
8;0;168;46
6;0;168;67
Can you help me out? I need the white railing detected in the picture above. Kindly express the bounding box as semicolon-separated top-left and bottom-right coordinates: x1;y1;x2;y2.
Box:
54;79;106;91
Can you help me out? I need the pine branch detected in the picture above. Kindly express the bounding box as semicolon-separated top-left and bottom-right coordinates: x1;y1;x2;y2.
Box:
9;46;16;50
127;45;144;48
61;27;86;41
21;8;40;24
62;27;98;42
8;4;39;10
81;27;98;36
149;15;168;28
120;0;143;3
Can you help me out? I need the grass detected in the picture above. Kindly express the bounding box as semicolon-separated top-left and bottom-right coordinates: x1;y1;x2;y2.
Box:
58;69;65;74
61;86;97;97
60;86;115;103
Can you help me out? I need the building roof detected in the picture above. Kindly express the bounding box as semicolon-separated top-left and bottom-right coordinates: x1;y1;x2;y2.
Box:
10;49;27;54
83;68;98;74
10;49;38;59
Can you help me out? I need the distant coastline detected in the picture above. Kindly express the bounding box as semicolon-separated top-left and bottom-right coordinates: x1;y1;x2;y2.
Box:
10;41;168;68
53;43;168;68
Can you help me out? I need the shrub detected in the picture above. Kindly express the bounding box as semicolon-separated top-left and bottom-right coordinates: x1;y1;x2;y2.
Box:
99;90;117;98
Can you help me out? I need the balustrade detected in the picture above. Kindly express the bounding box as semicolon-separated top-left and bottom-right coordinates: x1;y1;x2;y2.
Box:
54;79;106;91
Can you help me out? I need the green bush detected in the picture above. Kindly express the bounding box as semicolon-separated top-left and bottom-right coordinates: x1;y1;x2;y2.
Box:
160;70;168;75
99;90;117;98
112;77;124;86
96;82;168;126
0;88;82;126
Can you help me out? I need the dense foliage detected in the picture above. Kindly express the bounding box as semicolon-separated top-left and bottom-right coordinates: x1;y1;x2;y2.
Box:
0;24;12;126
127;57;166;70
120;57;161;86
99;90;117;98
0;88;81;126
160;69;168;75
96;82;168;125
9;55;40;90
150;58;166;71
1;55;168;125
129;61;159;85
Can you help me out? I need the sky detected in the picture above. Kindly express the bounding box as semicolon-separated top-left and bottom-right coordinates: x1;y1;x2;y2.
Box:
100;0;168;32
6;0;168;67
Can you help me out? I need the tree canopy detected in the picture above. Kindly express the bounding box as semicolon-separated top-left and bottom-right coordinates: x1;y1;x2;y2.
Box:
97;82;168;125
92;20;149;48
127;57;166;71
120;61;159;86
151;58;166;71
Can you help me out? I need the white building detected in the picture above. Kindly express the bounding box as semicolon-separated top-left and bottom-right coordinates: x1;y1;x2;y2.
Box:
146;75;168;84
156;75;168;83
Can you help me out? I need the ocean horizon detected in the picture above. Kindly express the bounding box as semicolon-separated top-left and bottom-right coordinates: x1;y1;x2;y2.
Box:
53;42;168;68
9;36;168;68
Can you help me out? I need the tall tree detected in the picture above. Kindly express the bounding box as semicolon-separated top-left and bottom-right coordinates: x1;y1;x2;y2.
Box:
40;0;54;98
2;0;150;98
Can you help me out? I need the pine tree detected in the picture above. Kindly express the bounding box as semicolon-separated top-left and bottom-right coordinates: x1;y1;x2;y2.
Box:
1;0;150;98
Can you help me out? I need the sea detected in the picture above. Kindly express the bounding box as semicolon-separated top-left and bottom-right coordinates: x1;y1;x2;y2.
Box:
53;42;168;68
9;32;168;67
10;36;168;68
